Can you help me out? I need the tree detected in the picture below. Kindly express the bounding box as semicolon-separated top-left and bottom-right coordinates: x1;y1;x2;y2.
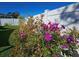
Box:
11;11;20;18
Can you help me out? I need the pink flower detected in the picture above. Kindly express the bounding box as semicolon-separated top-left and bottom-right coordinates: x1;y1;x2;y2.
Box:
66;35;74;43
19;31;26;40
41;22;65;33
42;24;48;31
44;32;53;42
49;23;59;31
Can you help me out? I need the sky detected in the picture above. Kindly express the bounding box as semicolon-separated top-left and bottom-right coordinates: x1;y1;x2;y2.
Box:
0;2;75;17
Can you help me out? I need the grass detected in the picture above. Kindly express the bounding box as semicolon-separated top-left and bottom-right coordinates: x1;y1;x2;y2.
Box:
0;29;14;47
0;26;18;47
0;26;18;56
0;46;12;57
4;25;19;29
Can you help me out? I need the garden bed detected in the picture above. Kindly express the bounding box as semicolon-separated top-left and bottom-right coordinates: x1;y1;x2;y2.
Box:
0;17;79;57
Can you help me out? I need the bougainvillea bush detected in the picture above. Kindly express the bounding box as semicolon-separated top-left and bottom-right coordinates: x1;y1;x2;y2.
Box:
9;16;79;57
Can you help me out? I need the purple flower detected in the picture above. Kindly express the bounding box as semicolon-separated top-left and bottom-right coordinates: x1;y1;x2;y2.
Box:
66;35;74;43
49;23;59;31
61;35;74;43
19;31;26;40
44;32;53;42
42;24;48;31
60;45;69;50
41;22;60;32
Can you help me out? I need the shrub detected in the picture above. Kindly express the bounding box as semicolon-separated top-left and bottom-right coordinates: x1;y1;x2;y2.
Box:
9;16;79;57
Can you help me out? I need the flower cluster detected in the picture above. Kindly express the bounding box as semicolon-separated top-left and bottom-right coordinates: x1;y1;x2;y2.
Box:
9;18;79;57
42;22;65;42
42;22;65;32
41;21;79;56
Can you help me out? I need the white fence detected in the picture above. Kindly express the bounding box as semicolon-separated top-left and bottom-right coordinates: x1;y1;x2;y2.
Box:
0;18;19;26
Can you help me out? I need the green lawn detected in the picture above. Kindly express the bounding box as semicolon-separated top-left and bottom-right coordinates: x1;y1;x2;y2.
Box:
0;46;12;57
0;26;18;56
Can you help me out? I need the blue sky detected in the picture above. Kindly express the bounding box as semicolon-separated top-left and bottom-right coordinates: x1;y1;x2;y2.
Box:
0;2;75;16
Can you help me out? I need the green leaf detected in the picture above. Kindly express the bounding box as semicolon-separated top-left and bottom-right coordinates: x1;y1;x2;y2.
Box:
42;47;51;56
